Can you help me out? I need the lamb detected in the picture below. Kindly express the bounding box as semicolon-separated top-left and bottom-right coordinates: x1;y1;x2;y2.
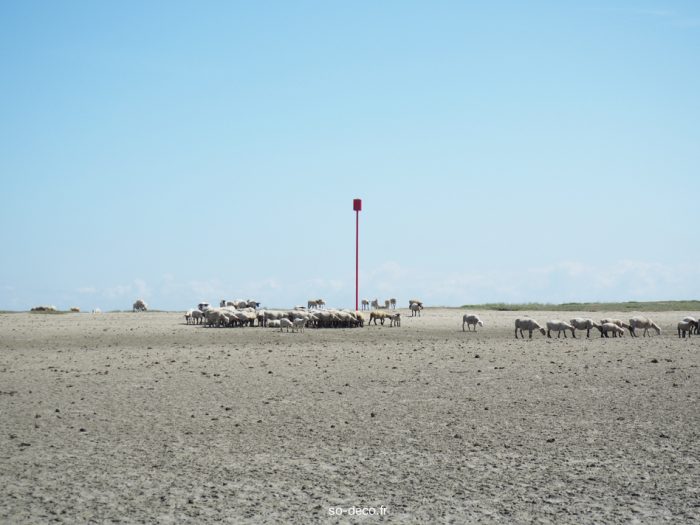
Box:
678;320;697;338
409;302;423;317
369;311;391;325
514;318;546;338
361;299;370;311
293;318;306;332
279;318;293;332
462;314;484;332
569;318;599;338
389;313;401;327
185;309;193;324
132;299;148;312
546;320;575;338
629;317;661;337
597;323;624;338
390;298;397;310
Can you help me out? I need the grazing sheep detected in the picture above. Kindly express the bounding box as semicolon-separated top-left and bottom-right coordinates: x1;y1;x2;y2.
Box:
70;307;80;313
268;319;281;328
678;320;697;338
597;323;624;338
132;299;148;312
569;318;599;338
390;298;397;310
629;317;661;337
389;313;401;327
293;318;306;333
462;314;484;332
361;299;370;311
546;320;575;338
409;302;423;317
279;318;293;332
514;318;546;339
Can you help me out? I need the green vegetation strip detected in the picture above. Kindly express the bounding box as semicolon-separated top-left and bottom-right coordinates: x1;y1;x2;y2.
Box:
460;300;700;312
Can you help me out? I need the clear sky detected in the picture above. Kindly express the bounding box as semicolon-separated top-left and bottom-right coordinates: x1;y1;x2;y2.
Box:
1;1;698;311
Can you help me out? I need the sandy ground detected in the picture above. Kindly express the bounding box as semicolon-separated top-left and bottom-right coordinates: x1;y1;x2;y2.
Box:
0;309;698;523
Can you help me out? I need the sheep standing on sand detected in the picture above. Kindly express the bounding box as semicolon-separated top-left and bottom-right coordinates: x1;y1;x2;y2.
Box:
361;299;370;311
462;314;484;332
132;299;148;312
390;298;397;310
369;311;390;325
371;299;380;310
279;318;293;332
569;318;599;338
409;302;423;317
597;323;624;338
514;318;546;339
678;319;697;338
293;318;306;333
629;317;661;337
682;317;698;335
546;320;575;338
389;313;401;327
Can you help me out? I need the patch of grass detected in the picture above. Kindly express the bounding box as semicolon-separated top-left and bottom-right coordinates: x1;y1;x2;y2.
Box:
460;300;700;312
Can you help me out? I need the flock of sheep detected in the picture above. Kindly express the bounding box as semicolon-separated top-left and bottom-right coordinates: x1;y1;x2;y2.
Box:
34;297;696;339
179;298;429;331
462;314;699;339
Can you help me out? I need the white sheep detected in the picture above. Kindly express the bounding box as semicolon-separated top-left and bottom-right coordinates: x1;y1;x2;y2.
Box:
293;318;306;332
361;299;370;311
185;309;193;324
279;318;293;332
462;314;484;332
92;308;102;314
389;313;401;327
190;309;204;324
546;320;575;338
569;318;599;338
371;299;380;310
409;302;423;317
629;317;661;337
597;322;624;338
514;318;546;338
390;298;397;309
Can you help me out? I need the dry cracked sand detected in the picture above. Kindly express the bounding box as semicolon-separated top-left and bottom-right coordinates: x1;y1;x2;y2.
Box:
0;309;698;523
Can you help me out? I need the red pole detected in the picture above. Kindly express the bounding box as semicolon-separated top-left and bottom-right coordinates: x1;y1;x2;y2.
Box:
353;198;362;311
355;209;359;311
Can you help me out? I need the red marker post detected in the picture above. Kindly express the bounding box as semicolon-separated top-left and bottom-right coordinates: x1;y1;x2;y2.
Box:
353;198;362;311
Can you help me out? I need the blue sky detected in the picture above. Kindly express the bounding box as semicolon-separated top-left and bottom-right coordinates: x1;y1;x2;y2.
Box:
1;1;698;310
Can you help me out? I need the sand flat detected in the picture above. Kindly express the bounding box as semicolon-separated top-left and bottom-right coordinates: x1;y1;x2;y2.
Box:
0;309;698;523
